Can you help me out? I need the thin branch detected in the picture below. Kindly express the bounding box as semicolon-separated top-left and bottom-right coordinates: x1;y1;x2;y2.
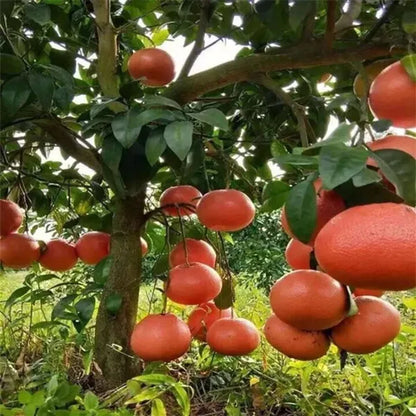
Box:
324;0;337;50
361;0;399;44
178;0;214;79
252;73;308;147
164;43;405;105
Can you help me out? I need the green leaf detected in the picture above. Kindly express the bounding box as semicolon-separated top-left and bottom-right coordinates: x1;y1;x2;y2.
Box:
152;398;167;416
6;286;30;308
125;387;162;404
29;71;54;111
152;253;169;275
133;374;177;385
145;128;167;166
270;140;288;157
18;391;32;405
83;391;99;411
289;0;314;31
47;375;59;395
402;11;416;34
1;75;31;117
105;293;122;315
261;180;290;212
164;121;193;161
274;154;319;167
90;98;118;119
214;278;234;309
44;64;74;88
371;149;416;205
102;135;123;173
94;256;112;287
319;144;368;189
137;108;176;125
172;384;190;416
304;123;355;152
53;86;74;110
75;297;95;324
144;95;182;110
352;167;380;187
285;179;317;243
24;3;51;25
0;54;25;75
52;294;77;321
152;28;169;45
188;109;229;131
401;54;416;83
111;107;143;149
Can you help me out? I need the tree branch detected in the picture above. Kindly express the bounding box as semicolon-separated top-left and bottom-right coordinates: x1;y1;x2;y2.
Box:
34;118;102;174
177;0;213;79
92;0;119;97
252;74;309;147
164;43;404;104
324;0;337;50
334;0;362;34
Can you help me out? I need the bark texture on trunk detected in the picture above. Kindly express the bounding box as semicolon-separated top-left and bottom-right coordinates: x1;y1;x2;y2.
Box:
94;191;145;389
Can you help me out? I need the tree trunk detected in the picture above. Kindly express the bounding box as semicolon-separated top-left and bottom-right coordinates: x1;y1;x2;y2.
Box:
94;190;145;390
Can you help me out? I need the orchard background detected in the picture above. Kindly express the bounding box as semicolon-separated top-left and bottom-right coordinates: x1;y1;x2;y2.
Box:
0;0;416;415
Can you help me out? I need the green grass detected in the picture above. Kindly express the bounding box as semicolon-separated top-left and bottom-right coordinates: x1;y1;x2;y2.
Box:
1;271;416;416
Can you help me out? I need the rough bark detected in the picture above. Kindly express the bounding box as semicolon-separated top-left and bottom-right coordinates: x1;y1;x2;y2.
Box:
94;190;146;390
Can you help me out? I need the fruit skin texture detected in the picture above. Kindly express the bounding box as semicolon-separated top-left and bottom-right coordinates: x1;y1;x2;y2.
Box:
160;185;202;217
367;135;416;167
39;239;78;272
206;318;260;356
281;180;345;245
130;314;191;361
331;296;401;354
264;314;330;360
0;200;23;236
167;262;222;305
369;61;416;128
270;270;348;330
188;302;232;341
127;48;175;86
315;203;416;291
285;239;313;270
197;189;255;232
75;232;110;265
169;238;216;268
140;237;148;256
353;288;384;297
0;234;40;268
353;59;393;98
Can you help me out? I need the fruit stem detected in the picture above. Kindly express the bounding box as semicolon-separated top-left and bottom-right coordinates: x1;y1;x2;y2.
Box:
177;206;190;266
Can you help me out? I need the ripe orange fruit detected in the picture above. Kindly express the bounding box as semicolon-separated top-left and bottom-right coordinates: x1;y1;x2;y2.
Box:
167;262;222;305
270;270;348;330
281;179;345;245
169;238;216;268
197;189;255;232
331;296;401;354
319;73;332;83
314;203;416;291
353;288;384;297
206;318;260;356
159;185;202;217
39;239;78;272
140;237;148;256
75;232;110;265
285;239;313;270
127;48;175;86
0;234;40;268
264;314;330;360
367;135;416;167
353;59;394;98
0;200;23;236
130;314;191;361
187;301;232;341
369;61;416;128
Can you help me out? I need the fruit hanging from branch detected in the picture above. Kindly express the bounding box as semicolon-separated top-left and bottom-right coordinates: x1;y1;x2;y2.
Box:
169;238;216;268
39;239;78;272
159;185;202;217
285;239;313;270
0;200;23;236
75;232;110;265
0;234;40;269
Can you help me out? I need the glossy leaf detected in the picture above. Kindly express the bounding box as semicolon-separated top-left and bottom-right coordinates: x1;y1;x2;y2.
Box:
188;109;229;131
319;144;368;189
164;121;193;161
352;167;381;187
261;180;290;212
145;128;166;166
0;54;25;75
24;3;51;25
94;256;112;287
105;293;122;315
29;71;54;110
75;297;95;324
401;54;416;82
144;95;182;110
285;179;317;243
1;75;31;117
151;398;167;416
111;107;143;149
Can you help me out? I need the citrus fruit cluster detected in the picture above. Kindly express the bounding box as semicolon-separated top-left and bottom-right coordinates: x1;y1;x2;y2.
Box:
0;199;147;271
130;185;260;362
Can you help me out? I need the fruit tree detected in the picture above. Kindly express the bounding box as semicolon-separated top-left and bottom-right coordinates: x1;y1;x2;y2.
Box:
1;0;415;391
